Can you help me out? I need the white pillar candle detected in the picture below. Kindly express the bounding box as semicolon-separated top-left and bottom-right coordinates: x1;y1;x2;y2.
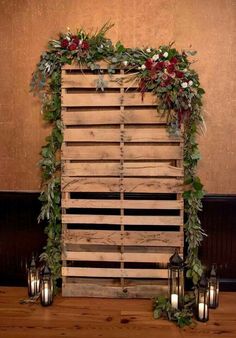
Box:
43;286;49;304
171;293;178;309
198;303;208;320
31;279;36;295
209;286;215;306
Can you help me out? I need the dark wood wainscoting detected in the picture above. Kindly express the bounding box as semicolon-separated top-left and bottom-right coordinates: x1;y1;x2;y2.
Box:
199;195;236;291
0;192;235;289
0;192;46;286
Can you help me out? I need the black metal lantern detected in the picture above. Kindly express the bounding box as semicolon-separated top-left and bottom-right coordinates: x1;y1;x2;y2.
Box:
168;249;184;309
27;255;40;297
209;264;219;309
196;273;209;322
40;265;53;306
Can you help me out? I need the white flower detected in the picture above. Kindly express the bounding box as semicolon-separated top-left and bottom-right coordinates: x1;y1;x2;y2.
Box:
163;52;168;58
66;36;71;41
146;48;151;53
183;68;188;73
181;82;188;88
123;60;128;66
100;44;104;48
188;80;193;86
141;64;146;71
44;62;51;73
152;54;159;61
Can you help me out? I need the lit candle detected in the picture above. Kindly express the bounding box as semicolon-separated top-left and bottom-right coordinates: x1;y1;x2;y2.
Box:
36;278;40;293
209;285;215;306
31;279;36;296
198;303;208;320
171;293;178;309
43;286;49;304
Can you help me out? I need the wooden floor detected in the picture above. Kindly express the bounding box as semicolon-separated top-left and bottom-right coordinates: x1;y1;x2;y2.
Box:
0;287;235;338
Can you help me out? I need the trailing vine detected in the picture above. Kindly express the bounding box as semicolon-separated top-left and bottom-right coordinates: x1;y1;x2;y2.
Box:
31;23;205;286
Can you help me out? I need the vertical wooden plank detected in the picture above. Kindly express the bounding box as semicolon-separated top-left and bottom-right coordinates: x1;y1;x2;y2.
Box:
120;69;125;289
176;126;184;255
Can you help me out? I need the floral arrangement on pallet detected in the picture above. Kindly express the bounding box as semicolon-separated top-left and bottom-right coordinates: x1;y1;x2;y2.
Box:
30;23;205;288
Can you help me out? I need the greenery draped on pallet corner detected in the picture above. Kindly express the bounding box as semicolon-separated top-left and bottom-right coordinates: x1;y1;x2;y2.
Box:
30;23;205;286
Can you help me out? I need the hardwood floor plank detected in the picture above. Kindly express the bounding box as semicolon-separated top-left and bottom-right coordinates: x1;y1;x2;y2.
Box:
0;287;235;338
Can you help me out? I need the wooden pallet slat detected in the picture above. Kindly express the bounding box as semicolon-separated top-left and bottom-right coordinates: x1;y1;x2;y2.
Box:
63;230;183;247
62;109;167;126
62;251;177;263
62;91;157;107
62;73;139;89
62;267;168;278
63;162;183;177
62;177;183;193
63;127;182;143
62;214;183;226
62;199;183;209
62;145;182;160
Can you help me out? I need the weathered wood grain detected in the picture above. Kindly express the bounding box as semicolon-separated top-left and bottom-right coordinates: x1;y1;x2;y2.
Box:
62;162;183;177
63;127;182;143
61;177;183;193
62;282;168;298
62;214;182;226
62;267;168;278
62;109;167;125
62;145;182;160
62;91;157;107
61;199;183;209
62;251;173;263
62;73;139;89
63;230;183;247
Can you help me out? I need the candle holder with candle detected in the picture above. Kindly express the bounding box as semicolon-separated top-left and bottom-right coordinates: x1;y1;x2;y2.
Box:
168;249;184;310
27;255;40;297
40;265;53;306
196;273;209;322
209;264;219;309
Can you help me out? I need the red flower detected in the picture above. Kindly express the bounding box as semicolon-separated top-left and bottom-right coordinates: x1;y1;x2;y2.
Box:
154;61;165;70
175;70;184;78
72;36;80;46
160;77;172;87
145;58;153;70
170;57;178;64
69;42;77;51
81;40;89;50
167;64;175;74
61;39;69;48
162;73;168;80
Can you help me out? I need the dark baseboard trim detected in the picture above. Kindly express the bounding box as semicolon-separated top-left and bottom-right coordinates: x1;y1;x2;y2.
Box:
220;279;236;292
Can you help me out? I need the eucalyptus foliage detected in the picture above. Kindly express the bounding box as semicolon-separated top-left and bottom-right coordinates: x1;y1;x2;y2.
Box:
31;23;205;286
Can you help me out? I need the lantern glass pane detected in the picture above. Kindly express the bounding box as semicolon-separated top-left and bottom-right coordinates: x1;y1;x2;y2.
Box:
197;288;209;322
169;267;184;309
28;268;37;297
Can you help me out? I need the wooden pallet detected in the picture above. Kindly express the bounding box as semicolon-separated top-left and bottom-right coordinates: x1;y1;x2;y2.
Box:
61;63;184;298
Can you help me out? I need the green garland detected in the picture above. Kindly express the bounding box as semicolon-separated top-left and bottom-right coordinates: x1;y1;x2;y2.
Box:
31;23;205;285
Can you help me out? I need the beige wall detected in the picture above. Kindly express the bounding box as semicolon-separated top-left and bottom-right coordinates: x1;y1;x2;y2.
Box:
0;0;235;193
